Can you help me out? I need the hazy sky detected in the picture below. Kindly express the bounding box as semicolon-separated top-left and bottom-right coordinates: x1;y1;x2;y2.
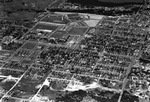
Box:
98;0;143;3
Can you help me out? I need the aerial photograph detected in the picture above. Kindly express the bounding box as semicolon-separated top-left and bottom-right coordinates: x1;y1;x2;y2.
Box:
0;0;150;102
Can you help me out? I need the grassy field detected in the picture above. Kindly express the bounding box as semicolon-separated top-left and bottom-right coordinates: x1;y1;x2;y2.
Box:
50;31;66;38
84;20;100;27
42;15;70;24
22;42;37;50
34;23;58;31
8;74;44;99
68;27;88;36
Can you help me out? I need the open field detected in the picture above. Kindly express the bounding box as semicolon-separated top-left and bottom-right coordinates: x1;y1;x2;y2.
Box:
7;74;45;99
34;23;58;32
68;27;88;36
42;15;70;25
50;30;66;39
22;42;37;50
55;12;104;20
84;20;100;27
